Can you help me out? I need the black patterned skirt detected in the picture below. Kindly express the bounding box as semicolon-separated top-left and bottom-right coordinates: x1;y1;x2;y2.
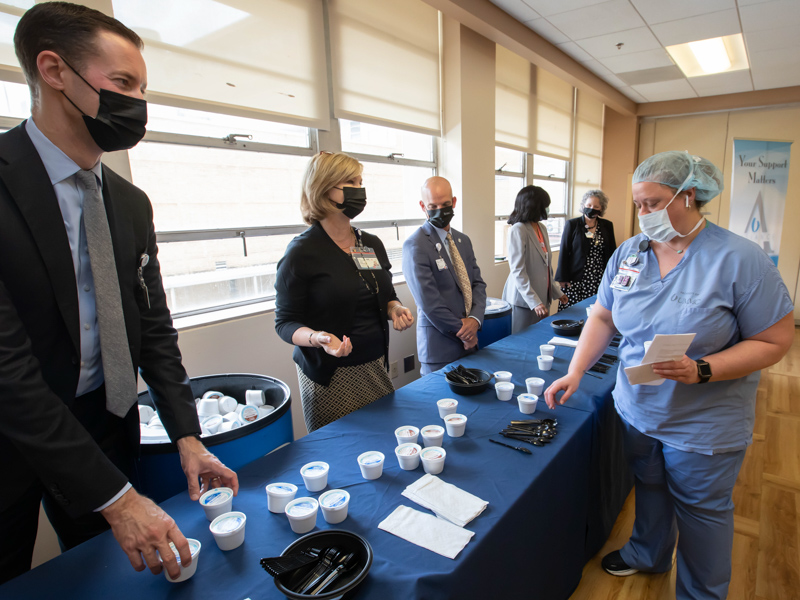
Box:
296;357;394;433
559;230;606;310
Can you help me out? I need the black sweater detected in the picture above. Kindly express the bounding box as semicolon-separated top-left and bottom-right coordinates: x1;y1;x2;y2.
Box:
274;222;399;386
555;216;617;283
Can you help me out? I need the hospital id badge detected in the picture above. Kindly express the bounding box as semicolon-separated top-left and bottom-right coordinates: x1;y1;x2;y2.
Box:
436;258;447;271
350;246;382;270
610;265;640;292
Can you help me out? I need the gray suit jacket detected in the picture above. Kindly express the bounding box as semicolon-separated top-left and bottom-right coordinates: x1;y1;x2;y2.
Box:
502;222;564;309
402;222;487;365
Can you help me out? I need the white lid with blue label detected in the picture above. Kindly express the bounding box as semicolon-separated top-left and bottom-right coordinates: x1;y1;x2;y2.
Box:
301;462;329;477
358;451;384;466
319;489;349;509
210;513;245;534
267;483;297;495
286;498;318;517
200;488;232;506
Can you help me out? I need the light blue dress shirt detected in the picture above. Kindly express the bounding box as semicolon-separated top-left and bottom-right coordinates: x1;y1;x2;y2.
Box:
26;118;104;397
26;119;131;510
598;222;793;454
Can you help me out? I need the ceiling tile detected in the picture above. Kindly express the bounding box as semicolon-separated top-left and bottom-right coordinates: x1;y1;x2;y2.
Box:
490;0;541;22
524;18;570;44
580;59;628;87
744;26;800;53
617;65;685;85
630;0;735;25
547;0;646;40
575;27;661;58
556;41;594;62
599;48;675;73
737;0;772;5
520;0;608;18
687;70;754;96
618;86;648;103
751;64;800;89
739;0;800;32
651;9;741;46
632;78;698;101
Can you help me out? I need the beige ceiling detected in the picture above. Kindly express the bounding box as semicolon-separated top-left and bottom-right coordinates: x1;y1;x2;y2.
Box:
490;0;800;102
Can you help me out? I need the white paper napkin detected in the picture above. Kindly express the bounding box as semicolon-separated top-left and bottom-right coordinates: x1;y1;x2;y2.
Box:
378;505;474;559
549;336;579;348
402;474;488;527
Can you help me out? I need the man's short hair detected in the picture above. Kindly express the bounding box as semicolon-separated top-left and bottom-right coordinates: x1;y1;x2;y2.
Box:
14;2;143;98
300;152;363;225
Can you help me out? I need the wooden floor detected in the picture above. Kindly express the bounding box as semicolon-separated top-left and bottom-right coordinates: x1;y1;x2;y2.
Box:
570;327;800;600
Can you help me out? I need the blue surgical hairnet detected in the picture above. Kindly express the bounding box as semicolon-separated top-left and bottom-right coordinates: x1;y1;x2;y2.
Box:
633;151;724;204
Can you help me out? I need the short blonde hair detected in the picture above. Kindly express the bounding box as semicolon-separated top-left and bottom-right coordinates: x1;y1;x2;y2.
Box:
300;152;363;225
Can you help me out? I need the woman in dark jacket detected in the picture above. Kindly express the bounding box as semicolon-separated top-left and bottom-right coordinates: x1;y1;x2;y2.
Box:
274;152;414;432
555;189;617;310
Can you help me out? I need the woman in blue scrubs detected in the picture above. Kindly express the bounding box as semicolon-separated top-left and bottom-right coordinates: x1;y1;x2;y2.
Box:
545;151;795;600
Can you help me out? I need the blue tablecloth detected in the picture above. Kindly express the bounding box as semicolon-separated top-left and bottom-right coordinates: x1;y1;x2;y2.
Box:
2;298;631;599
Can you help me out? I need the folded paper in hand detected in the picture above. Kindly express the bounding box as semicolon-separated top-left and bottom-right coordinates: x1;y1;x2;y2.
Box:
378;505;474;559
401;474;488;527
623;333;696;385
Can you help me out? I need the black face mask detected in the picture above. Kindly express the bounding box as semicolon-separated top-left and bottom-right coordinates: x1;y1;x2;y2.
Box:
334;186;367;219
583;206;600;219
427;205;454;229
60;57;148;152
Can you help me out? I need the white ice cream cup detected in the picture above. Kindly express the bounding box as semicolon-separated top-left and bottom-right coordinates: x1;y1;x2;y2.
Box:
493;371;512;383
526;377;545;395
162;539;201;583
444;414;467;437
395;443;422;470
357;451;385;480
420;425;445;448
258;405;275;420
420;447;446;475
199;487;233;521
218;420;240;433
539;344;555;357
202;390;223;400
495;382;514;401
537;355;554;371
285;497;318;534
266;482;297;513
209;511;246;551
201;415;223;435
237;405;259;423
518;393;538;414
395;425;419;446
319;489;350;524
300;461;329;492
437;398;458;419
245;389;265;406
218;395;238;414
197;396;220;417
138;405;154;424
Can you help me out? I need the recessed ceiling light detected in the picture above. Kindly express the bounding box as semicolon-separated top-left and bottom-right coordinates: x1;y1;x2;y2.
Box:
666;34;749;78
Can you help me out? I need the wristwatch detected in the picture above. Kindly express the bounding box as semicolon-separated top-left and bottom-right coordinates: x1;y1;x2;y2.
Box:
696;359;712;384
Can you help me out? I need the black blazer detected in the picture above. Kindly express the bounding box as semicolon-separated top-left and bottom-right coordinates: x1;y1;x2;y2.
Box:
274;222;399;386
555;216;617;283
0;122;200;517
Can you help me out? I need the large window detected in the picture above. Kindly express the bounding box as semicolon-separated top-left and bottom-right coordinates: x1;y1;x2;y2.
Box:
126;112;435;316
494;146;569;260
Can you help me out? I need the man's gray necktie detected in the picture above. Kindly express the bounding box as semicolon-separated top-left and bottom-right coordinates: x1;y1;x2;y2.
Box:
76;170;138;418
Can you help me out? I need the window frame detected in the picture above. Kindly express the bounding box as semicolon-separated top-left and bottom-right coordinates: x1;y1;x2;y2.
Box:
494;145;571;260
143;117;435;318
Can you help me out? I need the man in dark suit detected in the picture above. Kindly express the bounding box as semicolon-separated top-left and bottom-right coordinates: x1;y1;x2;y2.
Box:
402;177;487;375
0;3;237;584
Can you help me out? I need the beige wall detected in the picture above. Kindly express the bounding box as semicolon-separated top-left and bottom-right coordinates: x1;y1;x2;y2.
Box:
638;105;800;321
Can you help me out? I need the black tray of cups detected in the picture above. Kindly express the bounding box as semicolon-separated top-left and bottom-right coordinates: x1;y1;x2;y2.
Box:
445;365;493;396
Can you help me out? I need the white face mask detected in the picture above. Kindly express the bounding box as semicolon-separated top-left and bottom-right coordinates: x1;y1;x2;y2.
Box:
638;161;704;243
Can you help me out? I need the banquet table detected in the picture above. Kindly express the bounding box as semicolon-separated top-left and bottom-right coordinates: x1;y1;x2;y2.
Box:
1;298;632;600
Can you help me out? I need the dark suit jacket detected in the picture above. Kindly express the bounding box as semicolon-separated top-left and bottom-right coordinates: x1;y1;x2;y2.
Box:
0;122;200;518
402;222;487;365
274;222;399;386
555;216;617;283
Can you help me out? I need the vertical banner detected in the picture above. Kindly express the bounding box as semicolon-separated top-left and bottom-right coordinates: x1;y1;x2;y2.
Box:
729;139;792;266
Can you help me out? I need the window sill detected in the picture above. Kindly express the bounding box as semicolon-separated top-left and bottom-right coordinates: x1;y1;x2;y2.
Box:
173;273;409;331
